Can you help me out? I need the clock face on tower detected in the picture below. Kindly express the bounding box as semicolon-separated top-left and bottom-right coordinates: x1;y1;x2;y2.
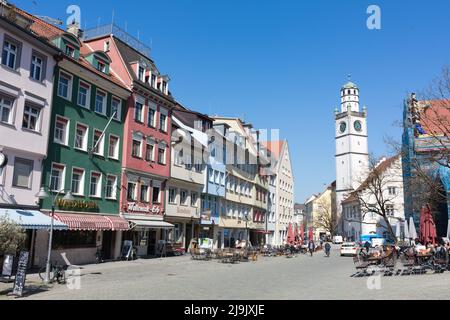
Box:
354;120;362;132
339;122;347;133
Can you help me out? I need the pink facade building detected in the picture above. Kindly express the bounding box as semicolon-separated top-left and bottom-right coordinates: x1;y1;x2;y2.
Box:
84;25;175;256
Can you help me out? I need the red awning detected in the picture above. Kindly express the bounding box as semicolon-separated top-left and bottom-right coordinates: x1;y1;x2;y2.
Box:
53;213;129;231
105;216;130;231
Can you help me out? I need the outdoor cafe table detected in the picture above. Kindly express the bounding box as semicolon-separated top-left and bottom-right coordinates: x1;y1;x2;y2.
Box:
367;256;383;265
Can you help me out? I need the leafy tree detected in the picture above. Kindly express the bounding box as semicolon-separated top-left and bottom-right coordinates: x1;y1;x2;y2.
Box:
0;216;26;255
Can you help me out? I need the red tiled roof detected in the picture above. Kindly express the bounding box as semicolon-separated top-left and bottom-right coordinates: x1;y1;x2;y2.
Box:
262;140;285;160
12;7;128;90
417;100;450;136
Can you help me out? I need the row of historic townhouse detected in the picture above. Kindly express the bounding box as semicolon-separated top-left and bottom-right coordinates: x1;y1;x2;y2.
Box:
0;4;283;267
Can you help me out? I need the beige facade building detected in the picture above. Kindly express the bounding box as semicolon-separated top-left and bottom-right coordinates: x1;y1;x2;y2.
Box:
305;182;336;241
212;117;269;247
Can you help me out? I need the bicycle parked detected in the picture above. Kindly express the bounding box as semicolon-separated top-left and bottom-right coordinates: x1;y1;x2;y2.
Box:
39;261;67;284
95;246;104;264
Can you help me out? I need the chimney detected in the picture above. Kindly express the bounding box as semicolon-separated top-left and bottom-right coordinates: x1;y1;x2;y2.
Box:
67;20;83;38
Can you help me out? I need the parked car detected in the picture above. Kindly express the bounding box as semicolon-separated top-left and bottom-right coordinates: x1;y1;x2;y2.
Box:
332;235;343;244
340;242;358;256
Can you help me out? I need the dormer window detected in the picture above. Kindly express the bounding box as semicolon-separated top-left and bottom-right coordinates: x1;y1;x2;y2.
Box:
65;44;75;58
138;66;145;82
97;60;106;73
151;74;157;88
162;81;168;94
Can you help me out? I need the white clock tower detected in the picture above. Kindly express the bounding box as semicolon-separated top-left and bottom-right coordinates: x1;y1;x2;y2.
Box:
335;79;369;234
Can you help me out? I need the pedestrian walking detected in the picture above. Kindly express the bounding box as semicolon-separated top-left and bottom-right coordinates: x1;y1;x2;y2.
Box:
364;241;371;253
324;242;331;257
308;240;315;257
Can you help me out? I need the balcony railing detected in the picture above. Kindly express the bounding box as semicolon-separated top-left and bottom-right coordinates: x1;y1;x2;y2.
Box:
83;23;151;58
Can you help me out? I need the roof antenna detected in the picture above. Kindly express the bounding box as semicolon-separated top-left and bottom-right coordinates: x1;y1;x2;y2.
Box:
111;9;115;25
347;74;351;82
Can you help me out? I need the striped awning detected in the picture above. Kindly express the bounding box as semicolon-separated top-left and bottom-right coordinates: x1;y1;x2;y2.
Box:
105;215;130;231
53;213;130;231
0;209;68;230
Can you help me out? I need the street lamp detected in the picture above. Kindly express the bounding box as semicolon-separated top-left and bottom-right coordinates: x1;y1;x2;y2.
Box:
36;187;75;284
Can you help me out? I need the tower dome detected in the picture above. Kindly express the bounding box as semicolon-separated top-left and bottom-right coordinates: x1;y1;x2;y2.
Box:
340;77;360;113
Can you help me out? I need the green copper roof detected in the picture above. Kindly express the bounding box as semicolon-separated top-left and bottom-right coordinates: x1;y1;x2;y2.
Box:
342;81;358;89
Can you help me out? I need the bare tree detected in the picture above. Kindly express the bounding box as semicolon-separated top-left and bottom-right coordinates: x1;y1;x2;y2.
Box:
314;196;338;236
345;155;403;243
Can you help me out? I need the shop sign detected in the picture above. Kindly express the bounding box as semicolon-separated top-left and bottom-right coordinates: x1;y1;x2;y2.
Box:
127;202;161;215
56;198;98;210
176;207;193;216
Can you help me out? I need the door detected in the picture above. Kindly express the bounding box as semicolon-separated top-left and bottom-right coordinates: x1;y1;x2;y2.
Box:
102;231;114;260
147;230;157;256
185;224;192;251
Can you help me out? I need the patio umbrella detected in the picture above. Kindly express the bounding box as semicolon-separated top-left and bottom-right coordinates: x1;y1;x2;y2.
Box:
299;224;304;245
409;215;417;242
294;223;299;242
395;222;401;240
308;227;314;242
419;204;437;245
403;220;410;241
286;223;294;244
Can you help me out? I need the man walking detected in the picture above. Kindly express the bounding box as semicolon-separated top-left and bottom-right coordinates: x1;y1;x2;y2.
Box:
324;242;331;257
308;240;315;257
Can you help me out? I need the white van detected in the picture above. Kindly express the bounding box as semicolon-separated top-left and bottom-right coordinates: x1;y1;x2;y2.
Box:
332;235;343;244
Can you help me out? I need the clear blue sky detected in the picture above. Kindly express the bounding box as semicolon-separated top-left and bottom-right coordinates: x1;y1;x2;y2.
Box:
12;0;450;202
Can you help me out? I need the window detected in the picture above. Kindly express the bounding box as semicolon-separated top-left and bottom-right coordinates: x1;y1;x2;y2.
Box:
152;186;160;203
151;74;157;88
95;90;106;114
0;95;13;124
89;172;101;197
65;44;75;58
147;105;156;127
54;116;69;145
162;81;167;94
108;135;119;159
191;192;198;207
97;60;106;73
105;175;117;199
50;163;65;191
74;123;88;151
209;170;214;183
159;113;167;132
111;97;121;120
134;102;143;122
12;158;33;188
127;182;137;200
77;81;90;108
22;104;41;131
168;188;177;204
175;148;184;166
140;185;149;203
194;158;202;172
388;187;397;195
138;66;145;82
132;137;142;158
386;204;395;216
158;146;166;164
93;129;105;156
30;52;45;81
71;168;84;195
145;143;154;162
180;189;188;205
2;38;20;69
58;72;72;100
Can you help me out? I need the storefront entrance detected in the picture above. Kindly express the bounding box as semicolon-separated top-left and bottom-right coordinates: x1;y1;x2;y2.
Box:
102;231;115;260
148;230;157;255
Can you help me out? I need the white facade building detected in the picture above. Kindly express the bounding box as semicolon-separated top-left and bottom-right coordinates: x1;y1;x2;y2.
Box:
335;80;369;234
265;140;295;245
341;156;405;241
